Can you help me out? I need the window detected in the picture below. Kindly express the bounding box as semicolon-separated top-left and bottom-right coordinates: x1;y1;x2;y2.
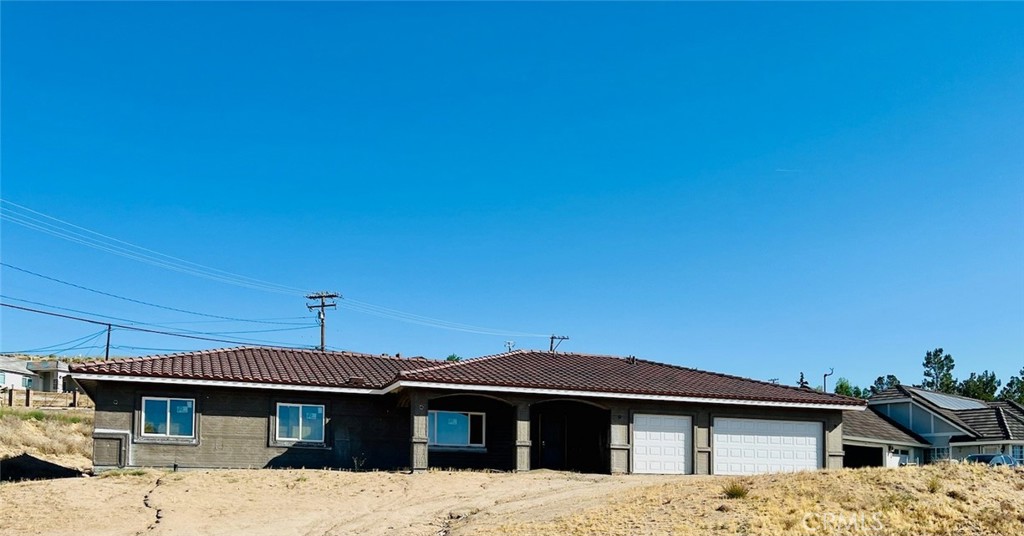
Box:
276;403;325;442
0;372;5;384
926;447;949;463
21;377;32;388
142;397;195;438
428;410;485;447
1013;445;1024;464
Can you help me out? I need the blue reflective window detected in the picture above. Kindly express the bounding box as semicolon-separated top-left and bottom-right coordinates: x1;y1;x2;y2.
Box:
142;397;194;438
428;411;485;447
277;403;325;442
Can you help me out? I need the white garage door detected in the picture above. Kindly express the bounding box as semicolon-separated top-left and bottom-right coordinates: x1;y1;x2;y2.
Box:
713;417;822;475
633;414;692;474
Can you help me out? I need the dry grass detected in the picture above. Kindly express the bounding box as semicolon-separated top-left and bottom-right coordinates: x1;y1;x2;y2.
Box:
0;406;93;468
483;464;1024;536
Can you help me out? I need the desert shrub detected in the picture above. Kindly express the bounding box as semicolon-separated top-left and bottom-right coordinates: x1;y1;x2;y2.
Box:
927;476;942;494
722;481;750;499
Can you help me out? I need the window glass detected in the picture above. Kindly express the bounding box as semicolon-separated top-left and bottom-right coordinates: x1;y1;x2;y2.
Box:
469;414;485;445
1013;445;1024;462
278;404;300;440
301;405;324;442
429;411;484;447
0;372;6;384
169;399;194;437
143;398;168;435
436;411;469;445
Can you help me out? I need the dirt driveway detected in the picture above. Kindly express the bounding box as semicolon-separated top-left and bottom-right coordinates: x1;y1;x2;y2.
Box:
0;469;680;536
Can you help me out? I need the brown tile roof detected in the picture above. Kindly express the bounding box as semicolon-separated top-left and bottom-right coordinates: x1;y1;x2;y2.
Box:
843;407;928;445
70;346;433;389
868;386;1024;441
399;350;865;407
71;346;866;407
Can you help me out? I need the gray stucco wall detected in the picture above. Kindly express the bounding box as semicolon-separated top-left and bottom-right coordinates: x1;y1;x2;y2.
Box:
89;381;409;471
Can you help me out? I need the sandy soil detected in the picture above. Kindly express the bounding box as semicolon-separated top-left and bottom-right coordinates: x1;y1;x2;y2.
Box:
1;465;1020;536
0;469;675;536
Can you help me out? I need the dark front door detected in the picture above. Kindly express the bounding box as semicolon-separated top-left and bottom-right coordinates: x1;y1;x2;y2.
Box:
539;413;567;470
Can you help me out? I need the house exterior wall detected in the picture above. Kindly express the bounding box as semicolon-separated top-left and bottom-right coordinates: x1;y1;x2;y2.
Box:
87;380;847;474
89;381;409;471
412;388;844;475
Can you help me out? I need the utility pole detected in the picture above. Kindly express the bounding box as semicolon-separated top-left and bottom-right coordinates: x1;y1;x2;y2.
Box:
306;292;339;352
549;334;569;353
823;368;834;393
104;324;112;360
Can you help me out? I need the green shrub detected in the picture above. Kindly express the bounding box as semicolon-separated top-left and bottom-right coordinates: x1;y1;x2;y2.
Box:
722;481;750;499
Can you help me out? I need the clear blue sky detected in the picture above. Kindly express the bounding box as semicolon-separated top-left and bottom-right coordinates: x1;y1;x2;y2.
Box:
1;2;1021;391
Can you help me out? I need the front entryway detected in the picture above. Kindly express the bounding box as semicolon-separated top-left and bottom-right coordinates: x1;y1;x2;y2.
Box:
530;400;609;473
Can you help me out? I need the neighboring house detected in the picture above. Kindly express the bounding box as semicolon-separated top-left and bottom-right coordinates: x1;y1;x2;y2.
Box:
0;357;40;390
25;360;72;392
69;347;865;474
842;407;929;467
868;385;1024;464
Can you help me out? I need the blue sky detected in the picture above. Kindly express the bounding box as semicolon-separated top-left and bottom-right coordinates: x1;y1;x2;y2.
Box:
1;2;1021;391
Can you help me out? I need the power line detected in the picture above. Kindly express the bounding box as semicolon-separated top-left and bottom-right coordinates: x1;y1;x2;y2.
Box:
0;302;316;348
0;294;316;344
1;262;314;326
4;328;110;354
1;199;549;338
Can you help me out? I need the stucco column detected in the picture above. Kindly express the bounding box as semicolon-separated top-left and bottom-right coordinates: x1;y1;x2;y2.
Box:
694;409;711;475
609;406;630;474
514;402;531;471
825;412;844;470
409;391;429;472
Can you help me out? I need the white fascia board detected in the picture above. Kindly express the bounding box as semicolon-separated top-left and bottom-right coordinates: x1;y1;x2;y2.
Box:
843;435;928;448
393;381;864;411
948;439;1021;447
71;373;865;411
69;373;384;395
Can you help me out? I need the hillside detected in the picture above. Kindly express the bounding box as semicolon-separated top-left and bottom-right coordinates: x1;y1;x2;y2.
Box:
0;407;93;473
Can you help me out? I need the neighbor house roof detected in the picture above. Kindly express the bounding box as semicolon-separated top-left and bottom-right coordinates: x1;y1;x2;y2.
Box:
398;350;864;407
71;346;866;408
70;347;432;389
842;407;928;446
868;385;1024;443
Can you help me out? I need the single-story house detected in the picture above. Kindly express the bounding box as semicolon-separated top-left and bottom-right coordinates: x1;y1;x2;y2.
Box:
0;357;40;390
25;360;72;392
841;407;929;467
69;346;865;474
867;385;1024;464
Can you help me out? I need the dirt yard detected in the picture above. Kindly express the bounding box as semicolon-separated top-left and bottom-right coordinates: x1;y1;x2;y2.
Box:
1;464;1022;536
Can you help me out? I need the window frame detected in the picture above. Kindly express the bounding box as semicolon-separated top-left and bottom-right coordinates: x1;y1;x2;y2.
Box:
926;447;950;463
0;372;5;384
21;377;32;388
274;402;326;444
1012;445;1024;464
427;410;486;448
140;396;196;439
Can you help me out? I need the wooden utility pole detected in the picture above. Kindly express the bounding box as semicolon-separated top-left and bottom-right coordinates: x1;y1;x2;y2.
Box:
104;324;112;360
306;292;339;352
549;334;569;353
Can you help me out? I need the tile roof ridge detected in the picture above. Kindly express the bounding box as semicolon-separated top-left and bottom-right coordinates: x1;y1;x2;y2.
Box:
995;407;1012;440
630;357;867;405
397;349;528;377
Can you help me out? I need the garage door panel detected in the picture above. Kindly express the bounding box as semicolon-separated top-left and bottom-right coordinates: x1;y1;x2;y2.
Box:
633;414;692;475
713;417;822;475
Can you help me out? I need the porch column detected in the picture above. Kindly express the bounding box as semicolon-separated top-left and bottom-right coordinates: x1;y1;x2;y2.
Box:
409;391;429;472
515;402;531;471
609;406;630;474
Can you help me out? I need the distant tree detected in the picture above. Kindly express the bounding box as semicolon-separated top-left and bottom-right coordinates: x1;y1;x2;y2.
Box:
998;368;1024;404
445;354;462;362
958;371;1001;401
870;375;901;395
922;348;957;394
834;377;854;397
834;377;869;399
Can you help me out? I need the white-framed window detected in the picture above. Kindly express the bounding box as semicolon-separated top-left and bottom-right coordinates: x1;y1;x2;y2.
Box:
276;403;325;443
1012;445;1024;464
142;397;195;438
21;377;32;388
926;447;950;463
428;410;485;447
